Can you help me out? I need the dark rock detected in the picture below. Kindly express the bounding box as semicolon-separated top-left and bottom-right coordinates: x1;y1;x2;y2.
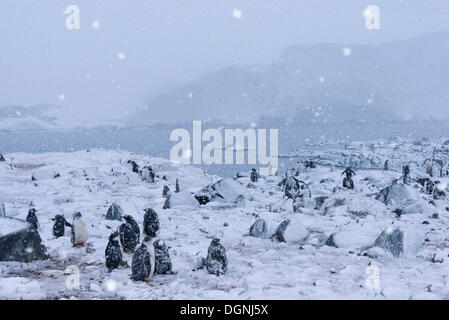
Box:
0;217;48;262
106;203;123;221
162;185;171;198
249;218;268;238
205;238;227;276
375;227;404;257
195;178;251;205
375;183;409;206
325;233;338;248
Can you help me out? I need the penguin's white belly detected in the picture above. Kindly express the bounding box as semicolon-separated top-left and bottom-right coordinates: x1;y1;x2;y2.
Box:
148;241;156;278
141;168;149;181
73;220;88;245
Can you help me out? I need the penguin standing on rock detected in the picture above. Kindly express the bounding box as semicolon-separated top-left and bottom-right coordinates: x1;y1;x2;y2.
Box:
205;238;228;276
105;231;122;272
131;236;155;281
123;215;140;242
119;222;139;253
342;167;356;190
52;214;72;238
71;212;88;247
26;208;39;230
143;208;160;237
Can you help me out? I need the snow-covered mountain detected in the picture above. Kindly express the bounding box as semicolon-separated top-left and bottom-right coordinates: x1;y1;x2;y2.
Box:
129;31;449;125
0;104;62;131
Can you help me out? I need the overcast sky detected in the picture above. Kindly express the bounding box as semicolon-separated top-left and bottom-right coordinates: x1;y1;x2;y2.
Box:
1;0;449;123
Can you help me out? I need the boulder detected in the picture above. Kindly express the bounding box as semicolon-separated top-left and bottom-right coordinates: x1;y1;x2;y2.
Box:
195;178;252;205
0;217;48;262
274;218;309;244
249;218;269;239
106;203;123;221
374;227;404;257
375;183;410;207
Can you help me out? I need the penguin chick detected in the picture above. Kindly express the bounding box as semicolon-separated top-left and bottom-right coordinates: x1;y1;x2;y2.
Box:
143;208;160;237
105;231;122;272
123;215;140;242
119;222;139;253
205;238;228;276
52;214;72;238
26;208;39;230
153;240;173;275
131;236;155;281
71;212;88;247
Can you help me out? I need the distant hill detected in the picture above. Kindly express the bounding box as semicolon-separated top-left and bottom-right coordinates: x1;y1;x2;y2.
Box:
129;31;449;125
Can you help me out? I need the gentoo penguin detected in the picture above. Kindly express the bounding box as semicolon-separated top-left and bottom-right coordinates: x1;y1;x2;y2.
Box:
250;168;259;182
0;153;5;162
123;215;140;242
153;240;173;275
26;208;39;230
71;212;88;247
127;160;140;174
162;185;171;198
141;166;149;181
119;222;139;253
205;238;228;276
131;236;155;281
52;214;72;238
143;208;160;237
105;231;122;272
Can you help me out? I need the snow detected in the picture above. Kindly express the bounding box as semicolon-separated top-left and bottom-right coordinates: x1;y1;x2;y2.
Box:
0;218;29;237
0;139;449;299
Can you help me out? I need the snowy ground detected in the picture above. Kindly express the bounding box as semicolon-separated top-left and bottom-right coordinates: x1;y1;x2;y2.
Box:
1;138;449;300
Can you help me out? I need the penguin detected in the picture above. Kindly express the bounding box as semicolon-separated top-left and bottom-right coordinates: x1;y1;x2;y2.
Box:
105;231;122;272
0;153;5;162
143;208;160;237
250;168;259;182
119;222;139;253
123;215;140;242
131;236;155;281
71;212;88;247
426;160;433;177
295;161;301;176
205;238;228;276
141;166;149;181
153;240;173;275
175;179;180;193
162;185;171;198
127;160;140;174
384;160;389;171
26;208;39;230
52;214;72;238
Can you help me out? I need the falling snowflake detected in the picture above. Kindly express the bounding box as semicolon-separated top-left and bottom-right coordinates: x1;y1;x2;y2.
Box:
319;76;325;83
58;94;66;101
343;47;352;57
117;52;126;60
232;8;242;19
104;279;117;292
92;20;100;29
188;92;193;98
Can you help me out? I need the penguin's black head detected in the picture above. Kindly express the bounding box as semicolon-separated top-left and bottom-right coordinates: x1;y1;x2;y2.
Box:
52;214;64;221
109;231;120;241
153;240;166;250
123;215;134;223
28;208;37;215
73;212;82;219
211;238;221;246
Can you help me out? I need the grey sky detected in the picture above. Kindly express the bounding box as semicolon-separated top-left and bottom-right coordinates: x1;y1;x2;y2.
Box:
1;0;449;123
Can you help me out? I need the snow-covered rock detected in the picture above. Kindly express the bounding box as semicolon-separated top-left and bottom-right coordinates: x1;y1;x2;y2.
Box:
106;203;123;221
249;218;269;239
0;217;48;262
374;227;404;257
274;217;309;244
195;178;253;205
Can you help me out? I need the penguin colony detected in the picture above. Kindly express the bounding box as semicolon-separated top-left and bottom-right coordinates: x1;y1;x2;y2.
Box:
8;154;430;285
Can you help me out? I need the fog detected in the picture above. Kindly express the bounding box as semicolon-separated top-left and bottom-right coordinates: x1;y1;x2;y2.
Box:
1;0;449;124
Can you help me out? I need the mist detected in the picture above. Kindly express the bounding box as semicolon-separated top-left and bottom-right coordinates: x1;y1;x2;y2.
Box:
1;0;449;125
